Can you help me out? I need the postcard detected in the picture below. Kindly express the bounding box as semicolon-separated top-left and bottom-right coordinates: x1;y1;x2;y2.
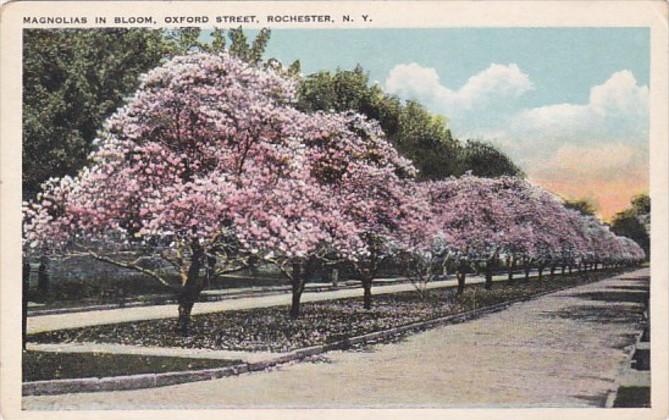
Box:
1;1;667;419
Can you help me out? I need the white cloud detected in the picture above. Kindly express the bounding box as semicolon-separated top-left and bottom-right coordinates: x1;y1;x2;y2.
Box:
498;70;648;160
385;62;533;114
590;70;648;117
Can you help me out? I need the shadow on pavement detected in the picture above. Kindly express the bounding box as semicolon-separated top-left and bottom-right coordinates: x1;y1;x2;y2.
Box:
547;305;645;325
563;290;648;305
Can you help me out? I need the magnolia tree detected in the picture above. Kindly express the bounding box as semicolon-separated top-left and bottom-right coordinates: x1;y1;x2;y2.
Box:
23;52;360;333
236;110;418;316
580;216;618;270
427;176;513;292
501;178;595;280
616;236;646;264
298;111;419;311
392;182;445;299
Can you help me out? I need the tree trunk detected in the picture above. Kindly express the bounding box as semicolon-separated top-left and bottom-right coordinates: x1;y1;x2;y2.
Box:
290;261;305;319
204;255;216;289
568;264;573;275
561;265;566;275
362;277;372;310
22;262;30;351
538;267;544;280
37;256;49;296
550;266;555;277
176;245;204;337
507;257;514;281
524;262;530;281
484;265;493;290
176;298;196;337
331;268;339;288
457;272;466;295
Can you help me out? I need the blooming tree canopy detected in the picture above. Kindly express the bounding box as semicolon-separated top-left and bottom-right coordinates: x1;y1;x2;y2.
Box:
23;53;391;327
23;52;646;331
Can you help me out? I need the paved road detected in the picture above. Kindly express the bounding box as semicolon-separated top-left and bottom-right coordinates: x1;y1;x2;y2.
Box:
23;268;649;409
27;270;536;334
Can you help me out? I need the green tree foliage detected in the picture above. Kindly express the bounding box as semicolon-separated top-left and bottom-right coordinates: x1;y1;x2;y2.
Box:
458;140;524;178
610;194;650;258
296;66;522;180
631;193;651;216
564;198;597;217
23;28;168;200
395;101;460;179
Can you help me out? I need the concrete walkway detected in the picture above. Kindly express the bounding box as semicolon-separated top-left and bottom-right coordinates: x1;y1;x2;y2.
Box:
23;268;648;409
27;270;533;334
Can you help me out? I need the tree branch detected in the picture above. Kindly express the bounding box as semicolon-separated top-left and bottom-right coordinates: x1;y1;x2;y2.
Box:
74;244;177;291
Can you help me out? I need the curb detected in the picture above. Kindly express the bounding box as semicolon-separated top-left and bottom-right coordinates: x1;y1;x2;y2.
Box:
23;275;607;397
604;328;647;408
604;293;650;408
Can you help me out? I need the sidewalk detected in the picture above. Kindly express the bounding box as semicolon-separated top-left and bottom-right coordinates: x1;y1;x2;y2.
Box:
27;270;541;334
23;268;649;409
28;269;544;316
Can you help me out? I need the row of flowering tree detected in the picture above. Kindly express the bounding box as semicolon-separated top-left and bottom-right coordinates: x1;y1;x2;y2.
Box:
23;53;645;335
413;175;645;294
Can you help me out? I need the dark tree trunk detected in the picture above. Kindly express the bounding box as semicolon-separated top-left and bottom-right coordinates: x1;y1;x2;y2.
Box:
176;298;196;337
22;262;30;351
176;245;204;337
331;268;339;288
358;253;378;310
507;257;514;281
484;265;493;290
457;272;466;295
362;277;372;310
561;265;566;275
550;266;556;277
568;265;573;275
524;262;530;281
204;255;216;289
37;257;49;295
538;267;544;280
289;261;305;319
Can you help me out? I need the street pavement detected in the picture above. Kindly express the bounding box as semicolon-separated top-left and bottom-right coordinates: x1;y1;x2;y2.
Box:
23;268;649;409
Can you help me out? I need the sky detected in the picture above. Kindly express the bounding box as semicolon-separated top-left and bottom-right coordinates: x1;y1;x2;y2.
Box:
241;28;650;220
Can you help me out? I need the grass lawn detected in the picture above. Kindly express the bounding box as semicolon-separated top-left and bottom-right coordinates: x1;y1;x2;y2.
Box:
29;269;627;353
23;351;242;382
